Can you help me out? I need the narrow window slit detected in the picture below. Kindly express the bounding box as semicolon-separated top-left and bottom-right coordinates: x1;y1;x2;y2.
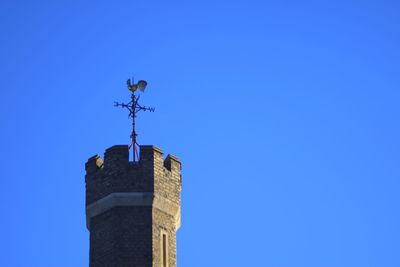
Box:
162;233;167;267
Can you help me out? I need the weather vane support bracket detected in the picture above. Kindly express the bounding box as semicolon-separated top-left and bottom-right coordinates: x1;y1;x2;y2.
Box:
114;78;155;162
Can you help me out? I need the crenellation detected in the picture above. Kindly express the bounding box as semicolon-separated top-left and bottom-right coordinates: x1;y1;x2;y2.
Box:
85;155;103;175
163;154;181;173
104;145;129;169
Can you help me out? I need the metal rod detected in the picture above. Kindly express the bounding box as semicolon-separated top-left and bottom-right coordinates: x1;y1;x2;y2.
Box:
132;93;137;161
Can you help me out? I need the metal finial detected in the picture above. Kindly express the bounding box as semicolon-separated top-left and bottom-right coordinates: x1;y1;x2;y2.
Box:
114;78;155;162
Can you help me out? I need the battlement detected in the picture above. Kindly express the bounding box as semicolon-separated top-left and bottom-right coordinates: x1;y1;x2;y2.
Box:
86;145;181;174
85;145;182;208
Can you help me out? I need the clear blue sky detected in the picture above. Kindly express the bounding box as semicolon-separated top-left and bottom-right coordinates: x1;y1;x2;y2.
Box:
1;0;399;266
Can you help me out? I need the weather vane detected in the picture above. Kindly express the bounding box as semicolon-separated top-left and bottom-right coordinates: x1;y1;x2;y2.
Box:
114;78;155;162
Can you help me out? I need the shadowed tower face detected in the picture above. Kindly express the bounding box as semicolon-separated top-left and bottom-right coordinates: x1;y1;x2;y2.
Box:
85;145;182;267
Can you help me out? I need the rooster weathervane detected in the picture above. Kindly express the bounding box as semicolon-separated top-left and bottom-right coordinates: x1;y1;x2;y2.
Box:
114;78;155;162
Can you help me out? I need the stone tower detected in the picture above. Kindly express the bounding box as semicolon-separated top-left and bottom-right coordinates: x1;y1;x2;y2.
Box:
85;145;182;267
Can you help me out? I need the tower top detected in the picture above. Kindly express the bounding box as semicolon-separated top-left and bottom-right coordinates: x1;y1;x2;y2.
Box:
85;80;182;267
